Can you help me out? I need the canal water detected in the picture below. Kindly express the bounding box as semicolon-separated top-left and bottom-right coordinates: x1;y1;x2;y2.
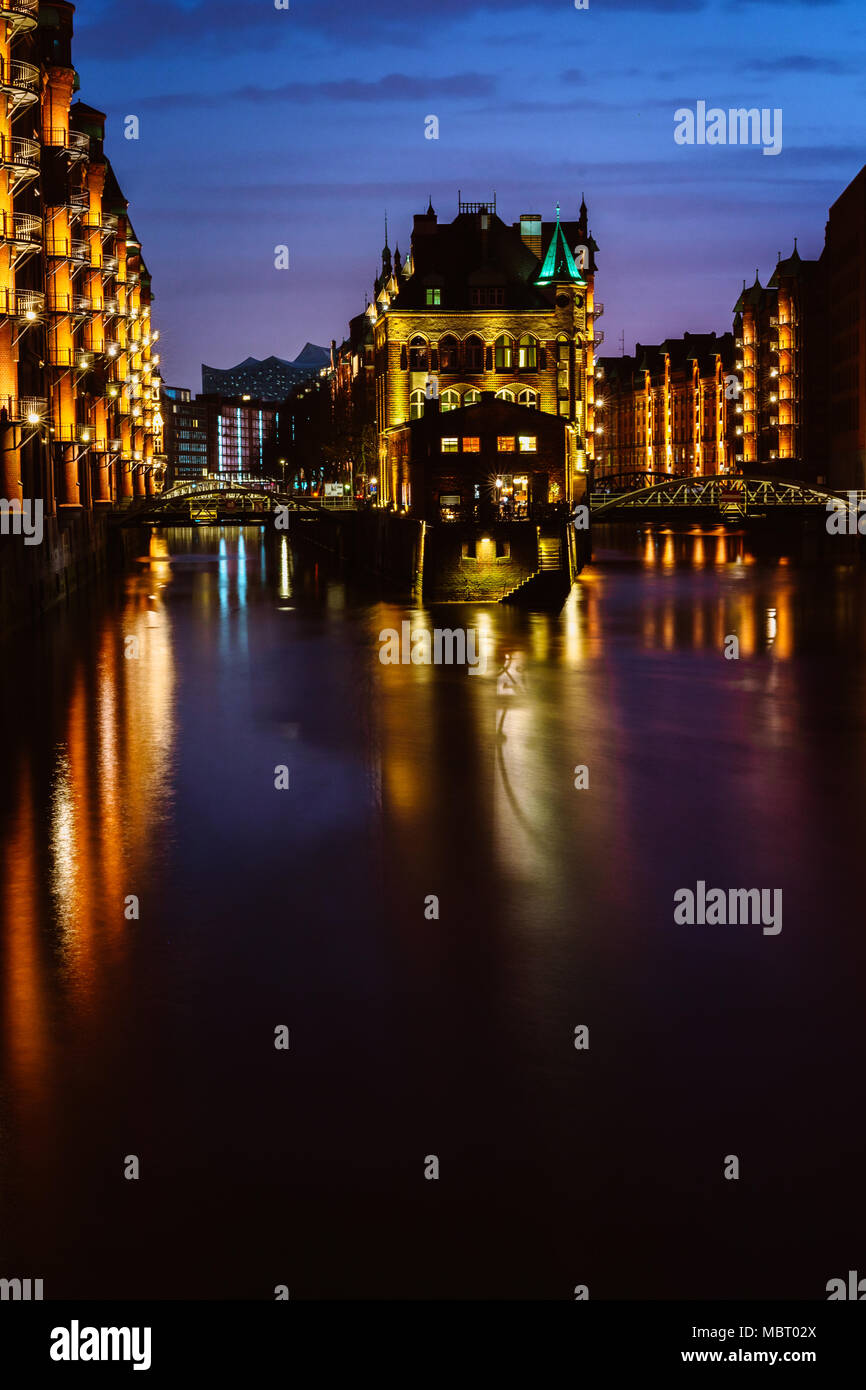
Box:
0;524;863;1300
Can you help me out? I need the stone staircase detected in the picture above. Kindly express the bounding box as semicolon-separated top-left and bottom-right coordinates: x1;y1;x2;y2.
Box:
538;537;561;571
500;529;571;609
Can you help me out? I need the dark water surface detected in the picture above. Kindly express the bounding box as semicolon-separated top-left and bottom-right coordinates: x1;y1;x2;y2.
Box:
1;524;863;1299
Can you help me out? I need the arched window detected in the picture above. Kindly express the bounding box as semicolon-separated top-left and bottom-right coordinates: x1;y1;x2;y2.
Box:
441;389;460;412
409;336;429;372
495;335;513;371
464;389;481;407
556;334;570;363
518;335;537;370
439;335;459;372
496;387;515;403
464;335;484;372
410;389;425;420
518;389;539;410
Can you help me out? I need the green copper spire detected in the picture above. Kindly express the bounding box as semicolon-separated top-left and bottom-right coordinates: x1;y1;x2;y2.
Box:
536;203;586;286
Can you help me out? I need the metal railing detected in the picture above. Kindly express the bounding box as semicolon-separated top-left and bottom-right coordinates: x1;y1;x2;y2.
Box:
67;130;90;158
0;394;48;422
0;287;44;318
48;347;75;368
0;210;41;246
0;57;40;98
6;135;41;176
0;0;39;23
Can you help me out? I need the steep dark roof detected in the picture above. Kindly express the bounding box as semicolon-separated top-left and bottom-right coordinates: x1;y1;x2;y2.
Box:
394;211;553;311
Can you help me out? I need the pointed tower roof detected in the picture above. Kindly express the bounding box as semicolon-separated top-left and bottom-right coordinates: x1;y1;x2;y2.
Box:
536;203;586;285
768;240;804;286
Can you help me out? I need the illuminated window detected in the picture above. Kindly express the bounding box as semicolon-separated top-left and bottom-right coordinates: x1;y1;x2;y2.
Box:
497;436;515;452
464;389;481;407
495;335;513;370
426;288;441;306
518;436;537;453
464;336;484;372
462;437;480;452
439;335;459;371
410;389;425;420
409;336;429;371
495;388;515;403
518;335;537;370
518;389;538;410
441;390;460;412
441;437;459;452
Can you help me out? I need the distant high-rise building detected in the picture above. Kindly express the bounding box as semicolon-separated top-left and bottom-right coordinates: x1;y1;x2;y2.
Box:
163;390;279;482
163;388;208;483
201;345;329;401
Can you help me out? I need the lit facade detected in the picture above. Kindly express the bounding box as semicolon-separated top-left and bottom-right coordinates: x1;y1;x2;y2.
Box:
0;0;164;512
356;195;600;512
596;333;735;480
732;250;822;478
163;387;207;483
163;390;279;482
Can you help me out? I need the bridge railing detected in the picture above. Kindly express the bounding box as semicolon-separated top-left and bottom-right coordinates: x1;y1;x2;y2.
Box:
591;474;847;514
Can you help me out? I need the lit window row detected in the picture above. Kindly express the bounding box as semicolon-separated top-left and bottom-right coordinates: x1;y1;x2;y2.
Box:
440;436;537;454
411;387;538;418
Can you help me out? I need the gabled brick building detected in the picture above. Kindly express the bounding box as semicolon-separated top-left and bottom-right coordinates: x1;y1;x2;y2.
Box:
596;332;735;481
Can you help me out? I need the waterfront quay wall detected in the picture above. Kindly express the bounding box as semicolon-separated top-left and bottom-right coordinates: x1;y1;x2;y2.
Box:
0;512;147;641
290;511;549;601
290;510;424;596
421;522;540;601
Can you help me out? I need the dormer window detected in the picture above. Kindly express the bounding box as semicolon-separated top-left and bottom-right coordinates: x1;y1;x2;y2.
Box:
470;287;505;307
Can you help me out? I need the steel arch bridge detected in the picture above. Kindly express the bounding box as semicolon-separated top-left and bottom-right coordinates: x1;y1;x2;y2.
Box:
118;477;353;525
590;474;847;519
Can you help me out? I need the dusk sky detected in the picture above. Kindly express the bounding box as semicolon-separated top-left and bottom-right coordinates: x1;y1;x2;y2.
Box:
73;0;866;389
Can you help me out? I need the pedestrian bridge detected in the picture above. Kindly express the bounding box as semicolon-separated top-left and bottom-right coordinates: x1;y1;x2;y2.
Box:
590;474;855;520
117;477;355;525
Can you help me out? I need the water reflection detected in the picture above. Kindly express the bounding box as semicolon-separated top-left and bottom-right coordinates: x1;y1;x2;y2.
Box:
0;522;864;1298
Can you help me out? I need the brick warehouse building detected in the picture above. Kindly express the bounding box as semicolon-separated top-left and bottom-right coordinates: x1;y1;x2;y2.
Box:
399;391;570;523
596;332;736;482
346;194;601;517
596;165;866;490
732;248;824;481
0;0;164;512
824;166;866;488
